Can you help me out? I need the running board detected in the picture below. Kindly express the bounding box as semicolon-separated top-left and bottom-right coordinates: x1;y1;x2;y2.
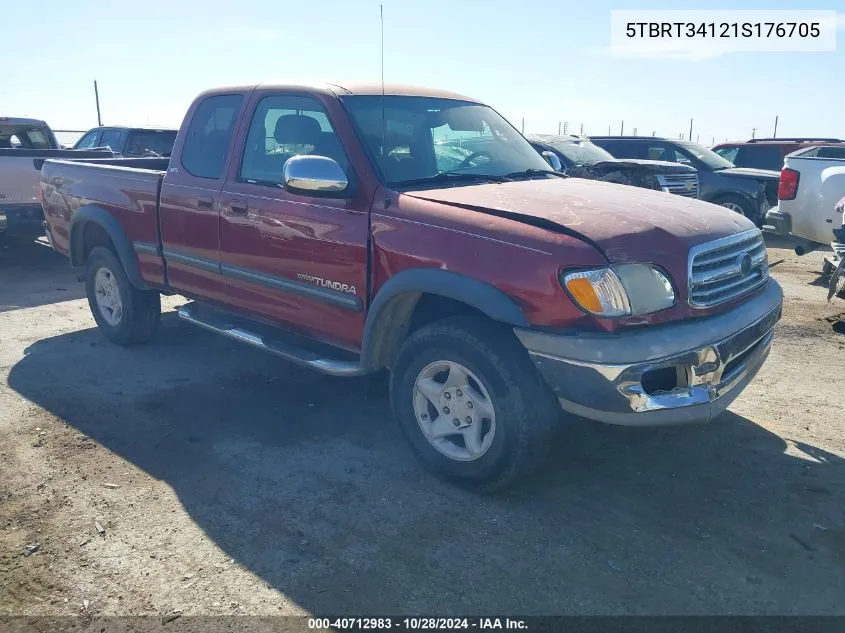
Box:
177;302;366;377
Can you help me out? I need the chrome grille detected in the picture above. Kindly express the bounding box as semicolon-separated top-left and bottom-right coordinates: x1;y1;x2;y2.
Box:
688;230;768;308
656;173;699;198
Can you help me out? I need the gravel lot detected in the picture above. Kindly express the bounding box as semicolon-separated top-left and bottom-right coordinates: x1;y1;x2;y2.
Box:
1;235;844;616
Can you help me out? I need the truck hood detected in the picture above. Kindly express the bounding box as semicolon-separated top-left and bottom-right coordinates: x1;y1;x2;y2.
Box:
717;166;780;181
406;177;755;264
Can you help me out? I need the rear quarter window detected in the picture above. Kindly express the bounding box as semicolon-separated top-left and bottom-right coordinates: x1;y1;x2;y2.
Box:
181;94;244;179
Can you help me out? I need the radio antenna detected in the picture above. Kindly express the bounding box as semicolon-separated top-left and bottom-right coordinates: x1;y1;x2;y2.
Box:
380;4;389;207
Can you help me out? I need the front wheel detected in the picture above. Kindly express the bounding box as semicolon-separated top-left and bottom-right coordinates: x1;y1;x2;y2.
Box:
714;194;758;224
390;316;560;492
85;246;161;345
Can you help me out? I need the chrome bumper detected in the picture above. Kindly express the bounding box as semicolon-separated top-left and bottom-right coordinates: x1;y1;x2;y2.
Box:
515;280;783;426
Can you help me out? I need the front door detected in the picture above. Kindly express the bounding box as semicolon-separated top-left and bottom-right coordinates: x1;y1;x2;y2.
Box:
218;92;369;350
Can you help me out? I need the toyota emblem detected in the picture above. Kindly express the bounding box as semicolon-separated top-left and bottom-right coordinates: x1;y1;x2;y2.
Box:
738;252;753;277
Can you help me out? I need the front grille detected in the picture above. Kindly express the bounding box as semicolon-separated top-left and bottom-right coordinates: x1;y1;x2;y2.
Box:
688;229;768;308
656;173;699;198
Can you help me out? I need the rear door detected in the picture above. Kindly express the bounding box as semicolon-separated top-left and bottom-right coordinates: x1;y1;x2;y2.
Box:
159;93;246;302
218;91;370;350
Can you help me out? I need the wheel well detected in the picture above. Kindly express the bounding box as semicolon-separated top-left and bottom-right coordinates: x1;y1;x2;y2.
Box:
73;222;115;266
710;192;748;206
408;294;487;334
367;292;492;371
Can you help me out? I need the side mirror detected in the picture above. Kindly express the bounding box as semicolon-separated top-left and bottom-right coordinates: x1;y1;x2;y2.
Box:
283;155;349;194
541;150;562;172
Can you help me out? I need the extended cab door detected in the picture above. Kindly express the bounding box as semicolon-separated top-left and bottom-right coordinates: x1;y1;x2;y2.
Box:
159;93;246;302
218;91;370;350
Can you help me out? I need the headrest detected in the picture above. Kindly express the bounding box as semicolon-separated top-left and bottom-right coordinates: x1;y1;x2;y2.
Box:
273;115;321;145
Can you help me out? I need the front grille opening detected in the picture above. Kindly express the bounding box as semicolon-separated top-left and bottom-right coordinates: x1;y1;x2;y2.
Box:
641;366;680;395
689;230;768;308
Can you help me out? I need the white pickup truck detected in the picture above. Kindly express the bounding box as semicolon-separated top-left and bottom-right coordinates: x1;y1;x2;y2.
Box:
0;117;112;242
766;146;845;276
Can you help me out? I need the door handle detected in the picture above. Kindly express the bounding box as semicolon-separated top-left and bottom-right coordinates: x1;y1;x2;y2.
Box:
197;197;214;210
229;201;248;215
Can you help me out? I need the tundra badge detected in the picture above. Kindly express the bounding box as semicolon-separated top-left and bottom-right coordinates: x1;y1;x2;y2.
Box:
297;273;357;295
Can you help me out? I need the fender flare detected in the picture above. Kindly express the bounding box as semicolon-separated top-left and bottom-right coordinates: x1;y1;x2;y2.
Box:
359;268;528;371
69;205;148;289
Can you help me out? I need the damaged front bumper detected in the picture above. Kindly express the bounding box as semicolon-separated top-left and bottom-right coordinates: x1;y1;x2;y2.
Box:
514;280;783;426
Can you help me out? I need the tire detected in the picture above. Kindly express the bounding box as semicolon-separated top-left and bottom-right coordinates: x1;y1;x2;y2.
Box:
714;194;758;224
84;246;161;345
390;316;560;492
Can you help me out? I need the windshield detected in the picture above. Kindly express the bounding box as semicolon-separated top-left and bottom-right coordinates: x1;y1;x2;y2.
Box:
547;139;614;165
677;141;735;170
341;96;552;186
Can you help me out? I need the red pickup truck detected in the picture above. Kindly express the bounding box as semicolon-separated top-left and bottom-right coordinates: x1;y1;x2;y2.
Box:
41;82;783;491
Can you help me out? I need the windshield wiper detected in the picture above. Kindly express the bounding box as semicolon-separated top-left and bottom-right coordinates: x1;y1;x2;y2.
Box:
391;172;508;187
503;168;566;179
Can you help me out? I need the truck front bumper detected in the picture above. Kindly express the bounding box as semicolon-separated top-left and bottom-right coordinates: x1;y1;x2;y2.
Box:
514;280;783;426
0;204;46;239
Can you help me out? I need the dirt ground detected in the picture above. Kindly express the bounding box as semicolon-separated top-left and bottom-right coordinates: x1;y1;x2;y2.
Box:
1;235;844;617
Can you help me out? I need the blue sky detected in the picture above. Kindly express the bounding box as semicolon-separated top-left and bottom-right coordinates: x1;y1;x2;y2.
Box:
3;0;843;144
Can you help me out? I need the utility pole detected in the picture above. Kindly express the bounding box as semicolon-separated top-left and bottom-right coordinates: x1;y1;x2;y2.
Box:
712;136;715;146
689;118;693;142
94;80;102;126
773;115;779;138
751;127;757;139
521;118;524;134
620;120;624;135
608;124;611;135
580;123;583;135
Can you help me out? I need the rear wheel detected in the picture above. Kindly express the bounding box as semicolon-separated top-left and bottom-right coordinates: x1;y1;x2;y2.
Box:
390;316;560;492
85;246;160;345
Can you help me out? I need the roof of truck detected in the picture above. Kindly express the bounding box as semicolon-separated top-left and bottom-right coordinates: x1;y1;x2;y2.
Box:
0;117;48;127
198;82;480;103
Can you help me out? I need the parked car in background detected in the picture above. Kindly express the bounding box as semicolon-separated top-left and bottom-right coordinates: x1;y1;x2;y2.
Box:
528;134;699;198
73;126;178;157
41;82;781;491
713;138;845;172
591;136;779;225
0;117;113;243
767;146;845;276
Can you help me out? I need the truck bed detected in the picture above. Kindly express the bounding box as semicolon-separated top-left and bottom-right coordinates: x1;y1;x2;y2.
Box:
0;149;116;239
778;152;845;245
41;157;169;284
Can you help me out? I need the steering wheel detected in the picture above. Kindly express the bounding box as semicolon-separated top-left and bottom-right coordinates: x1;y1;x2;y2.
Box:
455;151;492;170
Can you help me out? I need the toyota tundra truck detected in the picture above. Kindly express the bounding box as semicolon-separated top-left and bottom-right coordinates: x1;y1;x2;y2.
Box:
40;82;783;491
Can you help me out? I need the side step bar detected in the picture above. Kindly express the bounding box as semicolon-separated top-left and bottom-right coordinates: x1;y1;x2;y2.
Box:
177;302;367;377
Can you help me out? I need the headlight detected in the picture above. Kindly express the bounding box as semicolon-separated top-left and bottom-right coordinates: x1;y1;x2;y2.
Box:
562;264;675;317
